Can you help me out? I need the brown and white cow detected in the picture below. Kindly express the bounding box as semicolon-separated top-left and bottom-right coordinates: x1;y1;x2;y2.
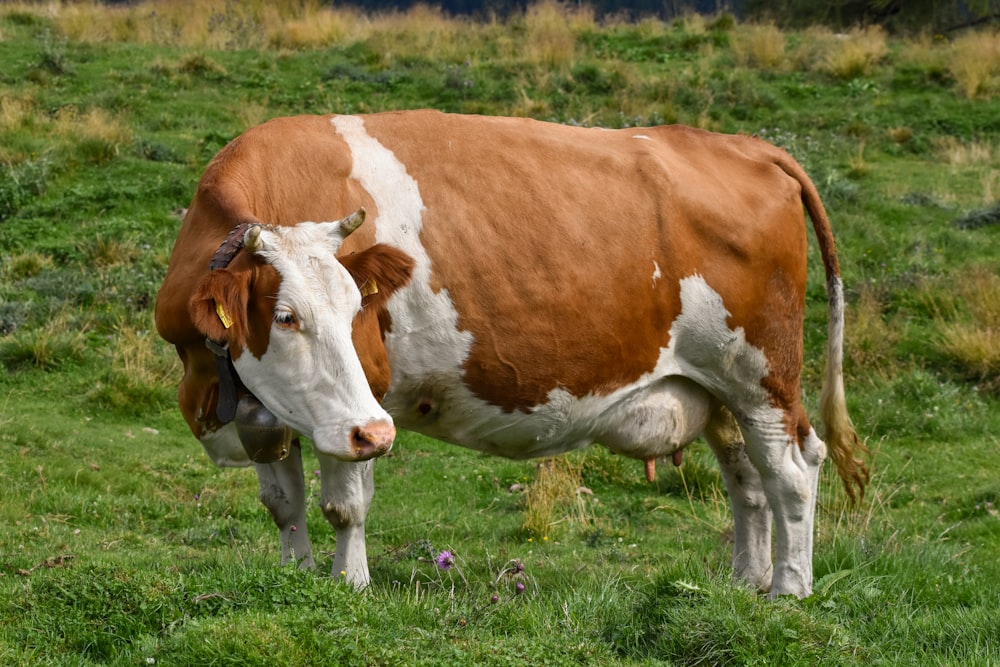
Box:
155;110;868;598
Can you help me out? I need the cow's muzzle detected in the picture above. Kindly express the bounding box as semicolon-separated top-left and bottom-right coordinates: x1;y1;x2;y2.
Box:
350;421;396;460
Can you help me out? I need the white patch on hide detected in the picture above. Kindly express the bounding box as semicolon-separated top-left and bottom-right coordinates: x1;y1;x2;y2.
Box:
331;115;475;407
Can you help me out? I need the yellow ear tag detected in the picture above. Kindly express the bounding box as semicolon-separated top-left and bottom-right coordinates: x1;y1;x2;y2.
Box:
360;277;379;298
215;301;233;329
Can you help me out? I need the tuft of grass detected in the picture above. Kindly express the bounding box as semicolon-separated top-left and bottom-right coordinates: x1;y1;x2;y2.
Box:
521;454;595;538
0;158;49;222
89;320;181;412
0;308;90;370
52;107;133;165
0;95;38;134
934;135;994;167
845;284;899;382
269;6;361;49
1;252;54;280
824;25;889;79
731;22;786;70
84;235;143;269
176;52;227;77
925;267;1000;388
365;5;470;67
521;0;589;71
948;30;1000;98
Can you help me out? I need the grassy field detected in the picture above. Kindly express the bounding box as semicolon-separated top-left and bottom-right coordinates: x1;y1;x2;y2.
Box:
1;2;999;665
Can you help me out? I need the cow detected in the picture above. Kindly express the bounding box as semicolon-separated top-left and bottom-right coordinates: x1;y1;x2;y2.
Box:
154;110;868;599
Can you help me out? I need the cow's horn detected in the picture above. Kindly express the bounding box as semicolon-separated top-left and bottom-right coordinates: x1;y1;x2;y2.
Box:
339;208;366;237
244;224;264;252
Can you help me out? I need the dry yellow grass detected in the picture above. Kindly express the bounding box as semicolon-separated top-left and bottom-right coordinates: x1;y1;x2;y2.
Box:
846;284;898;381
732;22;786;70
520;0;591;71
112;320;182;390
522;455;595;538
1;252;54;280
824;25;889;79
948;30;1000;98
270;7;365;49
934;136;994;166
364;5;480;66
52;107;132;156
0;95;37;133
928;268;1000;386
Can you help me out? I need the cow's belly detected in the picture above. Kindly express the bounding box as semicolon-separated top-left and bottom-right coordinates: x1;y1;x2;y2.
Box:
384;374;711;460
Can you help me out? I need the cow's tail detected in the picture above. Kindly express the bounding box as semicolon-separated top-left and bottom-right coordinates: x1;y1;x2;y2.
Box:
777;151;870;503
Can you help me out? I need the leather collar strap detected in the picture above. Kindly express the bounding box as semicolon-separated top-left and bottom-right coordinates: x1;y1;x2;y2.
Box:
205;338;241;423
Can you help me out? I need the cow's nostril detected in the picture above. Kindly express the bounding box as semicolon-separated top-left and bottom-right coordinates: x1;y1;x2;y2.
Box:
350;421;396;459
352;426;373;447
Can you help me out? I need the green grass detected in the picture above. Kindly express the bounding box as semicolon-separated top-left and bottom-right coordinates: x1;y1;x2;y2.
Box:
2;3;999;665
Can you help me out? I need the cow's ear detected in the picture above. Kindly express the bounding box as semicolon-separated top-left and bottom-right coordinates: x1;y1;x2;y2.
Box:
189;268;251;346
342;244;415;311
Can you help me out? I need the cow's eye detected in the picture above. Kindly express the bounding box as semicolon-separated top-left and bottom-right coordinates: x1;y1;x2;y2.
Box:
273;307;299;330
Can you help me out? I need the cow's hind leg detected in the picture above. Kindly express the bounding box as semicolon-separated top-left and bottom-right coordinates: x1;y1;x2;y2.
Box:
737;411;826;599
703;402;773;592
318;457;374;588
255;440;316;568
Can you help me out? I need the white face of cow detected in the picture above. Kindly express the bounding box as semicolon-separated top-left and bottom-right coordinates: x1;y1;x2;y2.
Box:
234;214;396;461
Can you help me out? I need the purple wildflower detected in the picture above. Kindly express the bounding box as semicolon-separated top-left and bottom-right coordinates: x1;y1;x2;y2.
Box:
515;581;525;594
436;550;455;570
491;594;500;604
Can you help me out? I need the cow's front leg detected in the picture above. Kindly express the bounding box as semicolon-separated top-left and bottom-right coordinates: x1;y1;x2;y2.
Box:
318;456;374;588
704;404;773;593
255;440;315;568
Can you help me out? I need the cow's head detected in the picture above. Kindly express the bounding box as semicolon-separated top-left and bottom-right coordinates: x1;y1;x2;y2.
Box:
189;210;414;461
